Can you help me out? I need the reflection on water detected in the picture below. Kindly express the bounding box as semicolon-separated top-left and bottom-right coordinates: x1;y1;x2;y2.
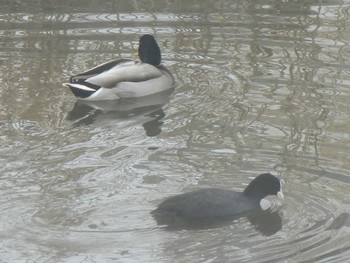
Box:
1;0;350;262
326;212;350;230
66;89;173;136
153;208;282;236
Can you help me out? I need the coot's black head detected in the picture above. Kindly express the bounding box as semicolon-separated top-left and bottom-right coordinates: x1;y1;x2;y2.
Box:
138;34;161;67
243;173;281;201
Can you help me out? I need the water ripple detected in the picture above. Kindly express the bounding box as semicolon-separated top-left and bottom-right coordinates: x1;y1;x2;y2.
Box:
1;2;350;262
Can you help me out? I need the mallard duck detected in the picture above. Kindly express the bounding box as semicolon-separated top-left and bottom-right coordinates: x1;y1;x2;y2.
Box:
64;34;175;101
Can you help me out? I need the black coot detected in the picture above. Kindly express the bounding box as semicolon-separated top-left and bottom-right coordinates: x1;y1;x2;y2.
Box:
151;173;283;231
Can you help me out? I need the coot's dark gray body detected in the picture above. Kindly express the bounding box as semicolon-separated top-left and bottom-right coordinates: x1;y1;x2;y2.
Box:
151;173;282;230
152;188;257;219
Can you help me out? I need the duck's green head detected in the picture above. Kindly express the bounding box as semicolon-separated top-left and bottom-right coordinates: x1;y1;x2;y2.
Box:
138;34;161;67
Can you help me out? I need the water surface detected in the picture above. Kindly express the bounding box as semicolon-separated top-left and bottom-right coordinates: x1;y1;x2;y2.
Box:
1;0;350;262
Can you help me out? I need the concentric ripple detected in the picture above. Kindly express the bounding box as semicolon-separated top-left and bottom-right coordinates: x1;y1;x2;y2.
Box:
1;2;350;262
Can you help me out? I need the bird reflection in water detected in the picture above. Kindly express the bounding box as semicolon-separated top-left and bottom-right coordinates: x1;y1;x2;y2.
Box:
152;208;282;236
66;89;173;137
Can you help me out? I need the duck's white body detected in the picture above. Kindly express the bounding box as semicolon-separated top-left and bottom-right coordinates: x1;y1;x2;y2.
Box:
64;59;175;101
